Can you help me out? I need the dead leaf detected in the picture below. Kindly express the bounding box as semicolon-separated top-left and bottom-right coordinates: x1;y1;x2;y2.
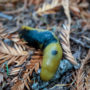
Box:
70;5;80;16
11;80;24;90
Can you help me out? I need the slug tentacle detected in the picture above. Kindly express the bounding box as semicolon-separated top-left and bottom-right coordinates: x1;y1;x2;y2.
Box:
19;26;63;81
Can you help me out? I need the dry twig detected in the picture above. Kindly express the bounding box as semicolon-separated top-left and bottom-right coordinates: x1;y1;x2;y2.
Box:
11;50;42;90
72;50;90;90
0;39;29;66
59;0;77;65
36;0;62;15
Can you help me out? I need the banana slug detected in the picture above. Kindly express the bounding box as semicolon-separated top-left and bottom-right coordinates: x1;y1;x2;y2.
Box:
19;26;63;81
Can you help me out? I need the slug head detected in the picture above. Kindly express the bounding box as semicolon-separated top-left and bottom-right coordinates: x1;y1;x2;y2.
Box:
40;42;62;81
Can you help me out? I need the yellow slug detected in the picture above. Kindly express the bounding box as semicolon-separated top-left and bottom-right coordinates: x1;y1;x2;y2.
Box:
19;26;63;81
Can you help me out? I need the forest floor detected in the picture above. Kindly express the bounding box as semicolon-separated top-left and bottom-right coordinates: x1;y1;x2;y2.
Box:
0;0;90;90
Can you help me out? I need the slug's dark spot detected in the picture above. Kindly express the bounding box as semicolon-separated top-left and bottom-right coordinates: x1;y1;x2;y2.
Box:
52;50;58;55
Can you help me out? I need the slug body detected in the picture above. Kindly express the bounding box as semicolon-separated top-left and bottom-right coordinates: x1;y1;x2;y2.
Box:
19;26;62;81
